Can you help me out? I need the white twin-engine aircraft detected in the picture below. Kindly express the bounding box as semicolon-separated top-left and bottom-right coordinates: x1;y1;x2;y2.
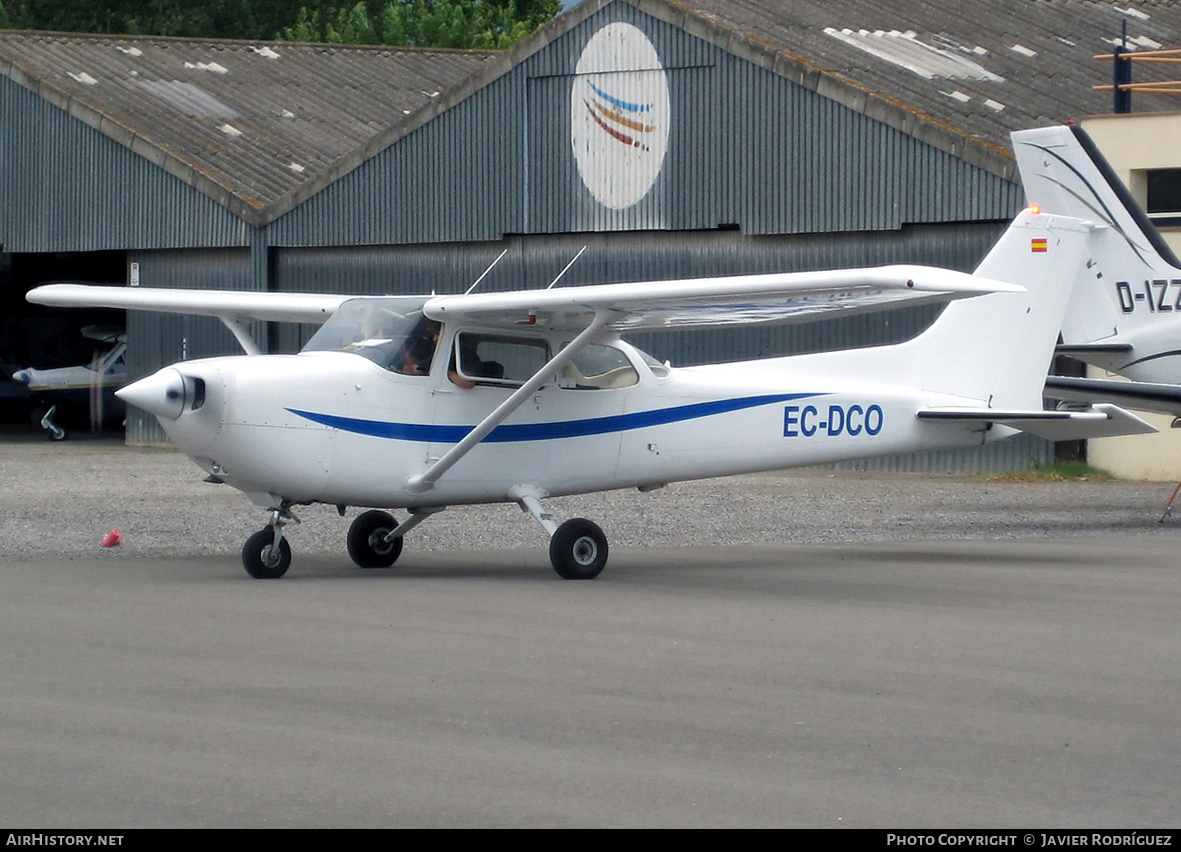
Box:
1014;124;1181;418
27;209;1152;579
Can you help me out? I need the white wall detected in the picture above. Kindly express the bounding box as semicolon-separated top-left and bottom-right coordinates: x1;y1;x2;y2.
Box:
1079;113;1181;480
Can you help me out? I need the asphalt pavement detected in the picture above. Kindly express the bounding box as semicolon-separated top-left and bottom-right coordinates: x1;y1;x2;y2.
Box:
1;438;1179;827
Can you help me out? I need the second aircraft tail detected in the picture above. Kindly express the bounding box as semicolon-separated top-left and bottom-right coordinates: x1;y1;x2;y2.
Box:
1012;124;1181;382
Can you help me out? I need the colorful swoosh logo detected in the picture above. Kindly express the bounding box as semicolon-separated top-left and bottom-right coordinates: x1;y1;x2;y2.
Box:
584;80;656;151
288;393;824;443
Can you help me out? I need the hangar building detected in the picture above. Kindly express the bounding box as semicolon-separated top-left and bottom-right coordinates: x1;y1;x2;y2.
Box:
3;0;1181;470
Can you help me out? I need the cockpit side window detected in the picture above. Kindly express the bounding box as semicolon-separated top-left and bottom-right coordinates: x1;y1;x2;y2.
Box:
453;333;550;387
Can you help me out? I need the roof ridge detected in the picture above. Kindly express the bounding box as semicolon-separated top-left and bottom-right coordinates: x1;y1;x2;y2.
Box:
0;28;501;57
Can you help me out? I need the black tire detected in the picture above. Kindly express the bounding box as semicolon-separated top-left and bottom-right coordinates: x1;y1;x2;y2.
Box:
549;518;608;580
242;528;291;579
347;510;403;569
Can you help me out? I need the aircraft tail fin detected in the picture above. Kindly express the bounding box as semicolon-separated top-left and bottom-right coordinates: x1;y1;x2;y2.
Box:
1012;125;1181;376
901;209;1092;411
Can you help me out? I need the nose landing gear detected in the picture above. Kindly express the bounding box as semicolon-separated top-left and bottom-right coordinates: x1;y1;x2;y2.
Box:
241;503;299;579
36;405;67;441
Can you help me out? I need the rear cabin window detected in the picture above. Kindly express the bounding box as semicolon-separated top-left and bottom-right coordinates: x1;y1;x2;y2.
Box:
454;333;550;386
560;343;639;389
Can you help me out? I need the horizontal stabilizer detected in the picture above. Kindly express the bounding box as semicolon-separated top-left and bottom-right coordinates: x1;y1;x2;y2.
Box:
917;404;1155;440
1045;375;1181;418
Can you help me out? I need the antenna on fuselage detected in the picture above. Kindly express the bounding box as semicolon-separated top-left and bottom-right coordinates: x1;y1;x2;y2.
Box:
546;246;587;290
465;248;509;295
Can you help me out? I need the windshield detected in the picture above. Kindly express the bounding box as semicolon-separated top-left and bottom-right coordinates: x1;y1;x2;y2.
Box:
303;297;440;374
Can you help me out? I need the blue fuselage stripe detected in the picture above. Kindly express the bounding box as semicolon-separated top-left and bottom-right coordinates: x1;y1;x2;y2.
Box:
288;393;824;444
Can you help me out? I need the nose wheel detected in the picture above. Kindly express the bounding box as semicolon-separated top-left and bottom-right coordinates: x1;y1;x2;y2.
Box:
242;528;291;579
241;503;298;579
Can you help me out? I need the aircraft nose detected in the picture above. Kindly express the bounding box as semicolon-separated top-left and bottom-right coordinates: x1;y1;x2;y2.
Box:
116;367;189;420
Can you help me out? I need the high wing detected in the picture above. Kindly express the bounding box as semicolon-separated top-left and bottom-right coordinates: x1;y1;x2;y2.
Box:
423;265;1023;331
1045;375;1181;418
29;267;1014;336
27;283;350;355
27;284;348;324
27;268;1017;356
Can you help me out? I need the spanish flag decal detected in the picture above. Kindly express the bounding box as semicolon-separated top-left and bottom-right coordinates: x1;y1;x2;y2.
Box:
1031;238;1048;253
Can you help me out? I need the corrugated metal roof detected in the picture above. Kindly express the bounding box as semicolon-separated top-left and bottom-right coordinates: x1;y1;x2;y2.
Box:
4;1;1179;232
0;31;497;226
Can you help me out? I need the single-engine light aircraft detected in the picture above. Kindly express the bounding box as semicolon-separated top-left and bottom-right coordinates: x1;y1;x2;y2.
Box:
11;325;127;440
27;209;1152;579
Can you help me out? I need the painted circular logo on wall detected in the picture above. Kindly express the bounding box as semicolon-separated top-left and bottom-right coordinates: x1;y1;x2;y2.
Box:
571;22;670;210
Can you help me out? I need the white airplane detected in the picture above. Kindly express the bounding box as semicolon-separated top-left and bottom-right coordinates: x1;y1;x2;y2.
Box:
26;209;1152;579
1013;124;1181;415
11;325;127;440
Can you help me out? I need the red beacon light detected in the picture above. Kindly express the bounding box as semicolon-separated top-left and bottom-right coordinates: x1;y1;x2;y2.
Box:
1029;204;1041;215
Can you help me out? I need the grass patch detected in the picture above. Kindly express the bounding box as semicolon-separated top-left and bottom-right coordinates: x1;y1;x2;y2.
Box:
986;461;1113;482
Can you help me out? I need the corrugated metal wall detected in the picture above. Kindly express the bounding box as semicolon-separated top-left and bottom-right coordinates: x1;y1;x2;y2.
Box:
0;77;249;253
265;70;521;247
268;2;1023;246
123;247;256;444
272;219;1005;302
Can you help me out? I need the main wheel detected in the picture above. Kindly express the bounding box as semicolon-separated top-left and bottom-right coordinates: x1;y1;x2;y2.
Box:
549;518;608;580
242;528;291;579
347;510;403;569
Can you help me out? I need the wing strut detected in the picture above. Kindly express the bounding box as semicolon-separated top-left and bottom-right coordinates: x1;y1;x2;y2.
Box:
405;310;616;494
220;316;262;356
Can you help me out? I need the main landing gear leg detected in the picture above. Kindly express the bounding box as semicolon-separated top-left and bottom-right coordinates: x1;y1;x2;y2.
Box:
242;502;299;579
346;506;445;569
510;485;609;580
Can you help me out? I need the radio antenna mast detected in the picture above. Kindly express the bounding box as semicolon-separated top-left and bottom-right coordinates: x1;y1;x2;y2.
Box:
546;246;587;290
465;248;509;295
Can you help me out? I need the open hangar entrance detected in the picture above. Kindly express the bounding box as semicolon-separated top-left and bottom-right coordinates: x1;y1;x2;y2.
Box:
1;250;126;436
